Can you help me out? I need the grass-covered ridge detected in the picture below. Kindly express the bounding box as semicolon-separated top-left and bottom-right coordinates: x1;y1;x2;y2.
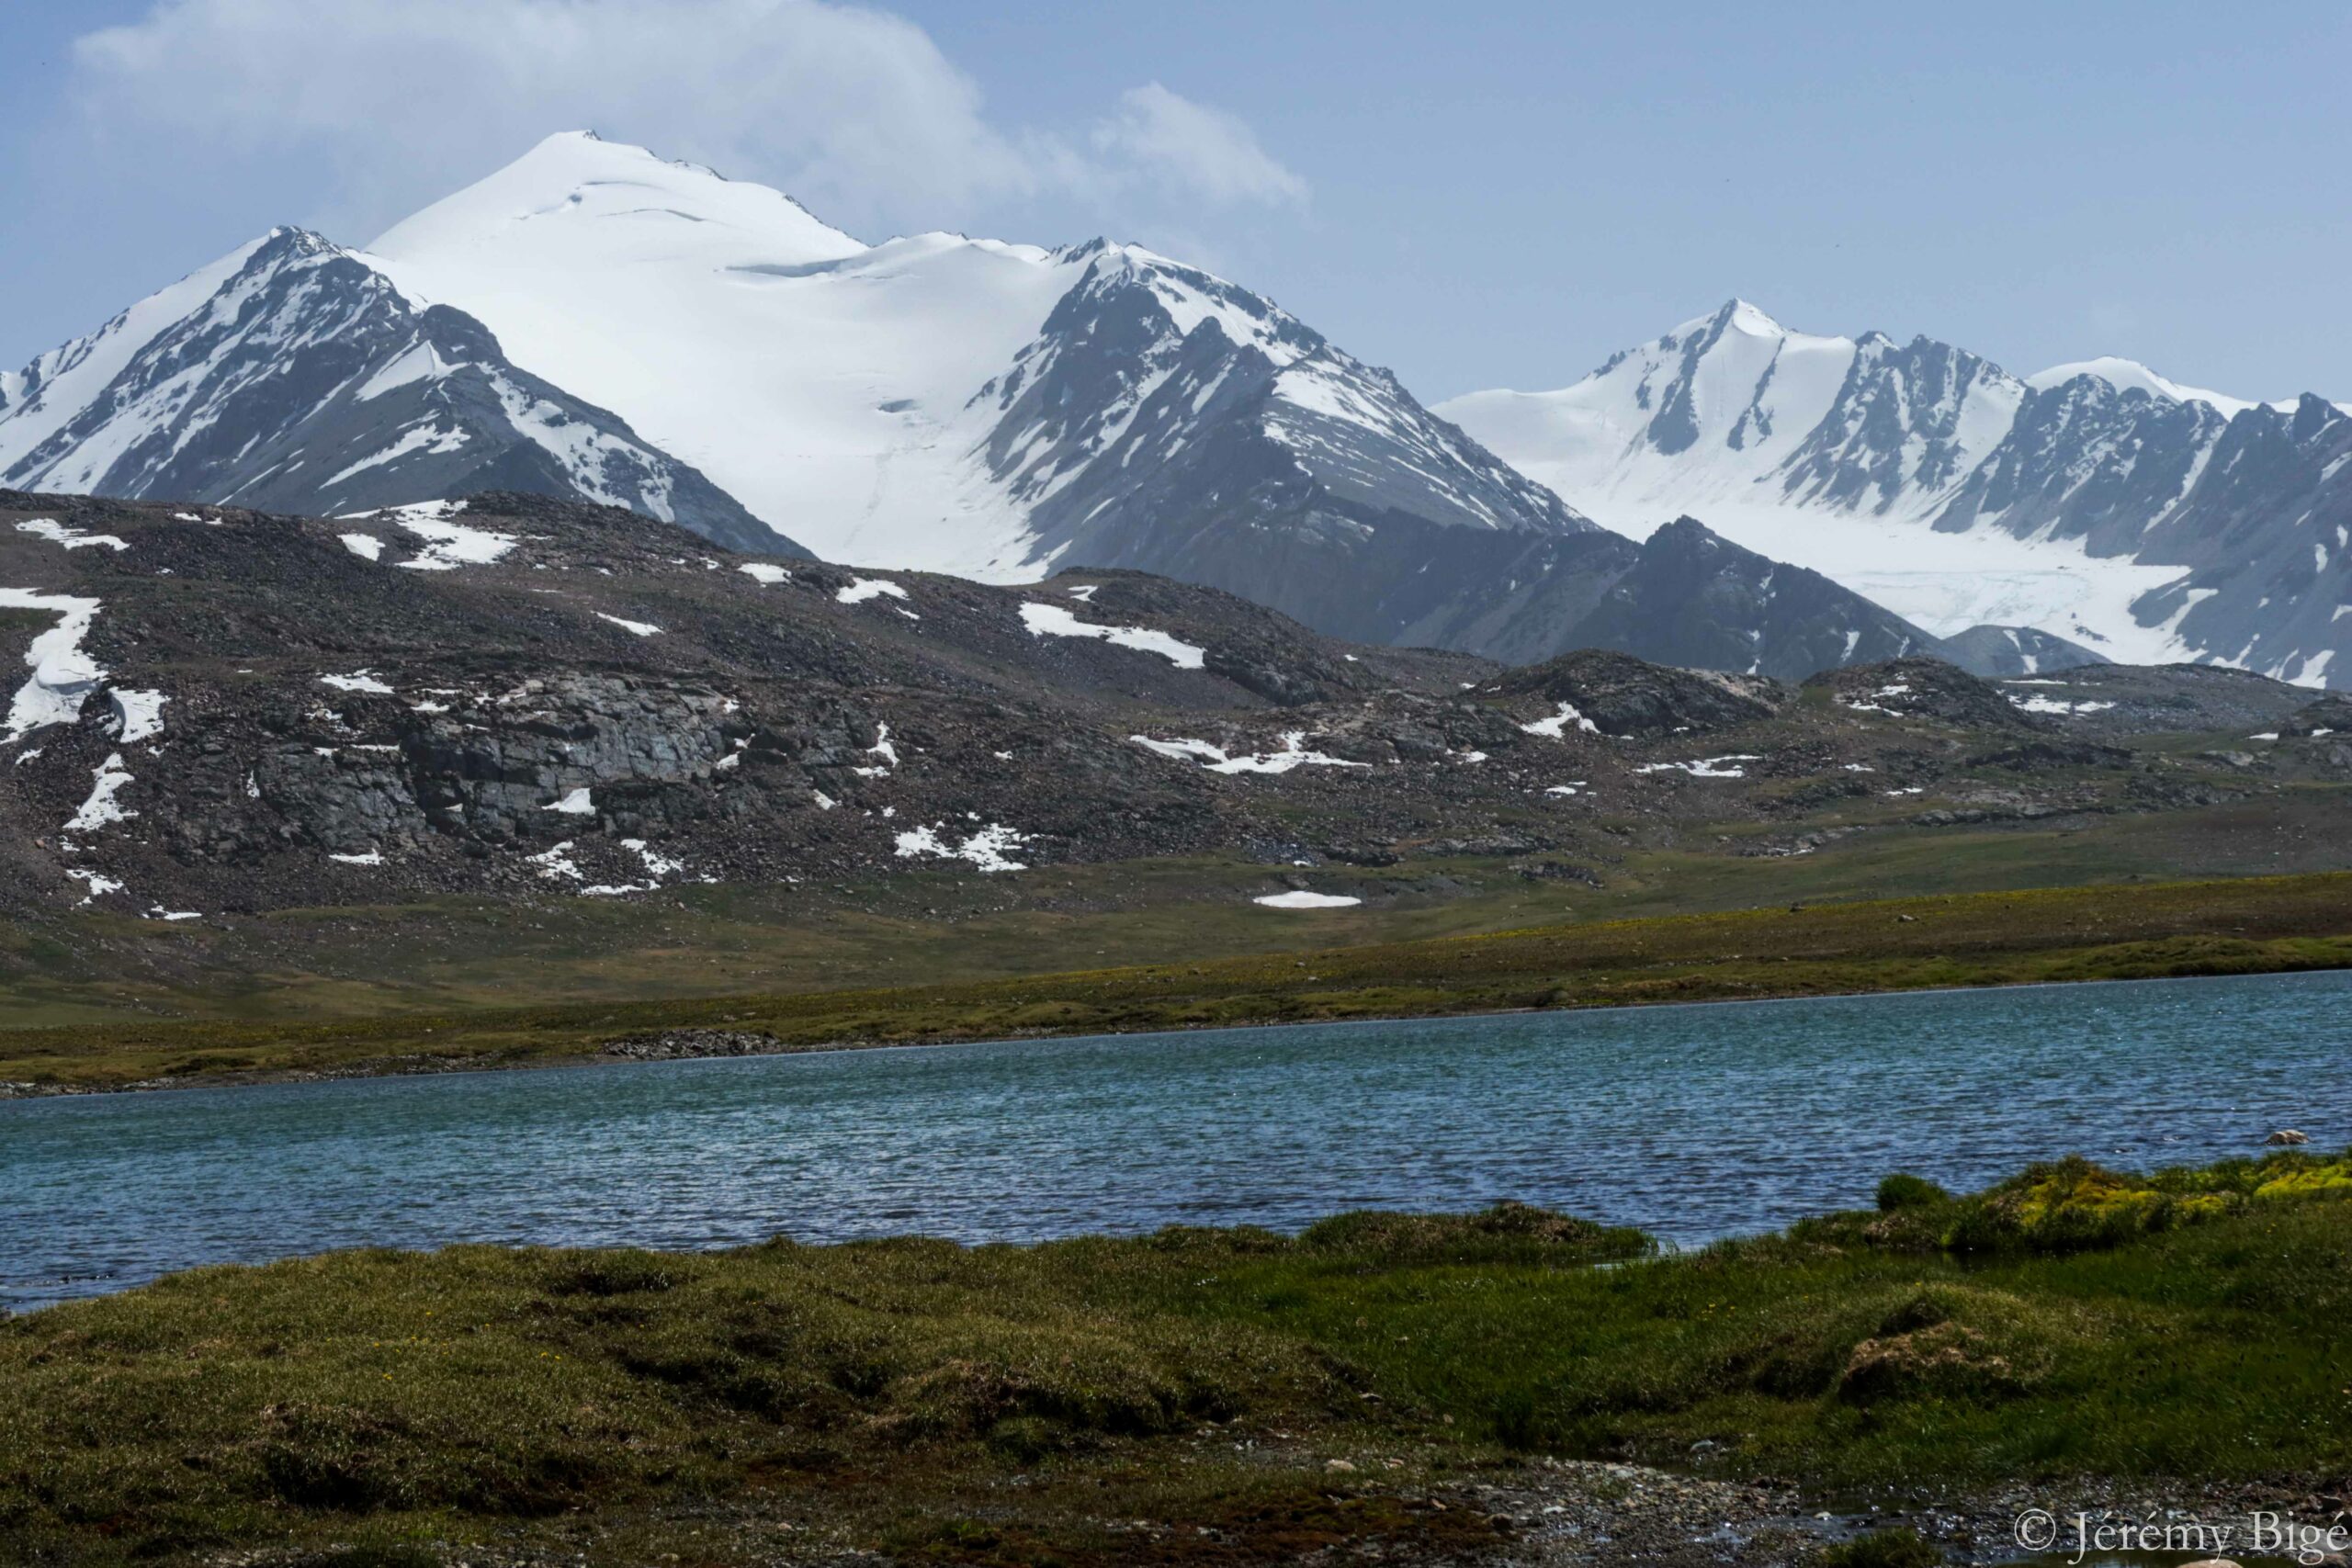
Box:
4;1150;2348;1564
7;869;2352;1094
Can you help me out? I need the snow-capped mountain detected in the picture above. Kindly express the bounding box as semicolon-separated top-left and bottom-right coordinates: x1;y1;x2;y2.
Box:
0;135;2151;682
0;227;791;556
1441;299;2351;686
360;134;1619;646
5;132;1634;662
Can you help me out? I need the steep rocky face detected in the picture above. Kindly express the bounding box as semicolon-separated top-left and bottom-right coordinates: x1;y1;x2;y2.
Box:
1570;517;1932;681
0;230;797;557
1931;376;2228;557
1775;332;2024;513
1444;301;2351;687
1933;624;2107;679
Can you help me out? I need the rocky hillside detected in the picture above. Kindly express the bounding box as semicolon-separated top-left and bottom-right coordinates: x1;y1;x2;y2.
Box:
2;488;2327;928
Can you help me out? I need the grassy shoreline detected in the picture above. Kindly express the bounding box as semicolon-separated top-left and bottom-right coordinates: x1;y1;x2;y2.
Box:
6;869;2352;1097
6;1149;2347;1565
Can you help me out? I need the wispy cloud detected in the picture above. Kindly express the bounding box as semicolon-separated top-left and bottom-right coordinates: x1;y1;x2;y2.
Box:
62;0;1305;243
1093;83;1310;208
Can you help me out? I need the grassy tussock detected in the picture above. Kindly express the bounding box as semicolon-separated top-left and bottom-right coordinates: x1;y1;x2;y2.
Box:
3;1153;2349;1562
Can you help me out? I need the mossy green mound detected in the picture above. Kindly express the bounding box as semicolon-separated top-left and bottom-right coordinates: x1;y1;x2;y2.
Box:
4;1150;2348;1564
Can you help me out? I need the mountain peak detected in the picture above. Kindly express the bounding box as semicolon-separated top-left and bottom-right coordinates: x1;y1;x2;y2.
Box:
1718;299;1786;337
2023;356;2255;417
368;131;867;269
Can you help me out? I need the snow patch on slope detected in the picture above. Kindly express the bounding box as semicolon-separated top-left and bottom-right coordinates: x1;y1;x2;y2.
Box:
1019;602;1205;667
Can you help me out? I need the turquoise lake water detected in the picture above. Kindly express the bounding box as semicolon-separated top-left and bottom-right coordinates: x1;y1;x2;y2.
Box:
5;971;2346;1313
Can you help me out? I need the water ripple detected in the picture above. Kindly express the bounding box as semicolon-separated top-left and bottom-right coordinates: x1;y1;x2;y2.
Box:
4;972;2346;1312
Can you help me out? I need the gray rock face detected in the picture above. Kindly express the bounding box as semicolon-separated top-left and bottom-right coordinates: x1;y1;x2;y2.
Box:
1933;624;2107;679
0;230;800;558
1573;517;1932;681
1778;331;2018;509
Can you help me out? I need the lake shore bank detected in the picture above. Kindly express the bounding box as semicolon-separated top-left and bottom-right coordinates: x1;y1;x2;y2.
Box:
7;870;2352;1100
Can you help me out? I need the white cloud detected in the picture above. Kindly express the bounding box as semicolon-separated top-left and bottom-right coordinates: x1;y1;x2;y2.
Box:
62;0;1303;243
1094;83;1308;208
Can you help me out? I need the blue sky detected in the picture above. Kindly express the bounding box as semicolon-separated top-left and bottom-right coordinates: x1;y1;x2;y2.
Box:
3;0;2346;402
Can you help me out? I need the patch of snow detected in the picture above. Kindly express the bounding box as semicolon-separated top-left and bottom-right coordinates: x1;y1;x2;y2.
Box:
2022;356;2256;418
148;908;201;921
738;561;792;584
17;519;128;551
1130;731;1368;774
544;786;594;815
1019;601;1205;668
895;820;1031;873
2007;694;2118;716
1253;890;1362;908
338;533;385;561
1634;754;1762;780
328;849;384;866
526;840;582;880
1;588;105;741
66;752;137;829
1521;701;1600;739
65;868;126;904
366;501;518;570
1544;781;1588;796
110;688;166;743
322;420;471;486
837;577;909;604
619;838;686;878
851;722;901;778
353;339;450;401
319;670;395;694
596;612;662;637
